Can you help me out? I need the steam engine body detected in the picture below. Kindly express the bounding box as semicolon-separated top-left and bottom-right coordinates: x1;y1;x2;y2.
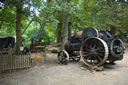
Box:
58;26;125;67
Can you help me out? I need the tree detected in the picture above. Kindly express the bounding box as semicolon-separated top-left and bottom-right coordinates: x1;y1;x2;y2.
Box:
0;0;42;54
1;0;128;49
15;0;23;54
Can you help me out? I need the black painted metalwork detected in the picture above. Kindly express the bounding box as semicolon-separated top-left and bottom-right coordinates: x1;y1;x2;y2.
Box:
58;25;125;66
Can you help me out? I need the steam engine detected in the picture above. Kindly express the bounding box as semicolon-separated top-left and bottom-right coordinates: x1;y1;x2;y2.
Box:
58;23;125;67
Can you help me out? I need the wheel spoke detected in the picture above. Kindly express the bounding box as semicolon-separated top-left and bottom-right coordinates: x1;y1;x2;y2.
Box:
94;56;98;64
86;55;92;60
92;56;97;65
84;44;90;49
96;47;104;51
60;52;64;57
97;53;104;57
58;50;69;64
83;53;91;57
96;56;102;61
81;37;108;66
89;44;93;48
84;48;90;52
93;43;96;49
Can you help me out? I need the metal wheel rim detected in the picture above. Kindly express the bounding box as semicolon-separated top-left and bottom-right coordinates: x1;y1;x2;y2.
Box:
82;27;99;41
58;50;69;64
80;37;109;67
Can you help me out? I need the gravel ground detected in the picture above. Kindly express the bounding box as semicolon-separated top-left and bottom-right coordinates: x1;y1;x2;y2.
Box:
0;49;128;85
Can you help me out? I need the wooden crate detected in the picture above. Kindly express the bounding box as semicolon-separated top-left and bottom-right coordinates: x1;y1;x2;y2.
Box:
0;54;31;73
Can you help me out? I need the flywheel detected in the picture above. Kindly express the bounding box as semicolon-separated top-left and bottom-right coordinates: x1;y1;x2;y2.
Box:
81;27;99;41
80;37;109;67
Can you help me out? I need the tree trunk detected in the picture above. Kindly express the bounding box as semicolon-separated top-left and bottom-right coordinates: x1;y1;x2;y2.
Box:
15;5;22;55
61;14;70;50
57;23;63;43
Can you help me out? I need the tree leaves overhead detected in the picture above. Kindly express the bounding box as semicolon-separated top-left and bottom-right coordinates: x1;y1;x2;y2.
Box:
0;0;128;44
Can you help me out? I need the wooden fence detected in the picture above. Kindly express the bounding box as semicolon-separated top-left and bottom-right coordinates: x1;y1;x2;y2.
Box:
0;54;31;73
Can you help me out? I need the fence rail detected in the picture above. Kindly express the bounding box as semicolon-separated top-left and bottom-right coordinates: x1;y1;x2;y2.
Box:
0;54;31;73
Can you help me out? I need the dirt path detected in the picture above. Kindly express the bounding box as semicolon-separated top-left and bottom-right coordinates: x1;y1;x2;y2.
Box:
0;49;128;85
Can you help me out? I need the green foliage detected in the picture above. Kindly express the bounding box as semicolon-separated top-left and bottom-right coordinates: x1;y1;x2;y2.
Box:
0;6;16;35
0;0;128;45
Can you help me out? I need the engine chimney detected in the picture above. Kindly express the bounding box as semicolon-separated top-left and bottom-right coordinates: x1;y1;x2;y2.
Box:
68;22;72;40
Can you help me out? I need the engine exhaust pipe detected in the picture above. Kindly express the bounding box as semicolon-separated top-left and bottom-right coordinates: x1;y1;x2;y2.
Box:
68;22;72;40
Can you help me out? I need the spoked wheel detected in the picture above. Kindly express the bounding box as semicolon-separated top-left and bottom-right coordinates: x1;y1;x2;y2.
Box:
58;50;69;65
80;37;109;67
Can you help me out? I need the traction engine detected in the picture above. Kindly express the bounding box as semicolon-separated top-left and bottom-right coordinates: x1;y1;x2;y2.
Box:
58;23;125;67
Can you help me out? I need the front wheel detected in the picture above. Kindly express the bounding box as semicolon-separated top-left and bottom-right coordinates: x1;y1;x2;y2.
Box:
58;50;69;65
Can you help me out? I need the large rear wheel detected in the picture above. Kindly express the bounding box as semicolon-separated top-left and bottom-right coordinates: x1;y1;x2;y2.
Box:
80;37;109;67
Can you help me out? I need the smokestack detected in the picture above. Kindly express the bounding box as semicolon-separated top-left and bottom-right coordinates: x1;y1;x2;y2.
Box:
68;22;72;40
